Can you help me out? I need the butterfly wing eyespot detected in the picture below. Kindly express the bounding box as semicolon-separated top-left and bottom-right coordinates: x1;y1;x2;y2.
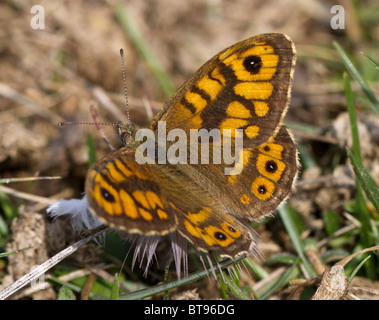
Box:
265;160;278;173
100;187;115;202
242;55;263;74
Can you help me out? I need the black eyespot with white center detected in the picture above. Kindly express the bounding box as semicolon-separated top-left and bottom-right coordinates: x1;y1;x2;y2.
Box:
243;55;262;74
228;226;236;233
258;185;267;194
265;160;278;173
214;231;227;241
101;187;115;202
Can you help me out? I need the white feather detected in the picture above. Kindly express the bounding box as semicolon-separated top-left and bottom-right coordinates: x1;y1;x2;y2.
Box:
47;196;103;232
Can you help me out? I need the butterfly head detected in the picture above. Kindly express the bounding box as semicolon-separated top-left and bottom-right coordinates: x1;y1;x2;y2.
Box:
116;121;140;147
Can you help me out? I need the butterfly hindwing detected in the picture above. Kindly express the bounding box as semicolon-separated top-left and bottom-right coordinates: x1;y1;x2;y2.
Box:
85;147;178;235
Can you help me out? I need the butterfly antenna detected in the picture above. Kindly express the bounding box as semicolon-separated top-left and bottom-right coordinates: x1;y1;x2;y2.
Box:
120;49;131;131
58;103;118;151
89;103;117;151
57;121;117;127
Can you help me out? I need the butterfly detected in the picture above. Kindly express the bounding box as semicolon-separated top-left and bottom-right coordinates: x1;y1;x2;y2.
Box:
49;33;298;277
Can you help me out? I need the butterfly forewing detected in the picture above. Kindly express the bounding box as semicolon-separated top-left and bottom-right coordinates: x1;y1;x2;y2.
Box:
149;33;296;147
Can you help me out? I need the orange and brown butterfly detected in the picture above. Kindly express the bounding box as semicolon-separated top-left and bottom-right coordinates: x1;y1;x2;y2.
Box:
48;33;298;277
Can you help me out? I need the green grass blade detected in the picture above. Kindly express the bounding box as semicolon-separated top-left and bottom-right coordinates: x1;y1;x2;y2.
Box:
268;253;298;264
244;257;269;279
361;52;379;70
344;73;362;162
323;210;341;235
258;260;299;300
219;269;250;300
348;255;372;283
279;205;317;278
217;272;229;299
334;42;379;114
0;247;32;258
0;214;9;240
114;3;175;96
217;263;245;299
119;256;245;300
57;286;76;300
110;273;120;300
344;72;377;278
0;189;18;221
49;276;83;295
297;143;317;169
347;149;379;212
